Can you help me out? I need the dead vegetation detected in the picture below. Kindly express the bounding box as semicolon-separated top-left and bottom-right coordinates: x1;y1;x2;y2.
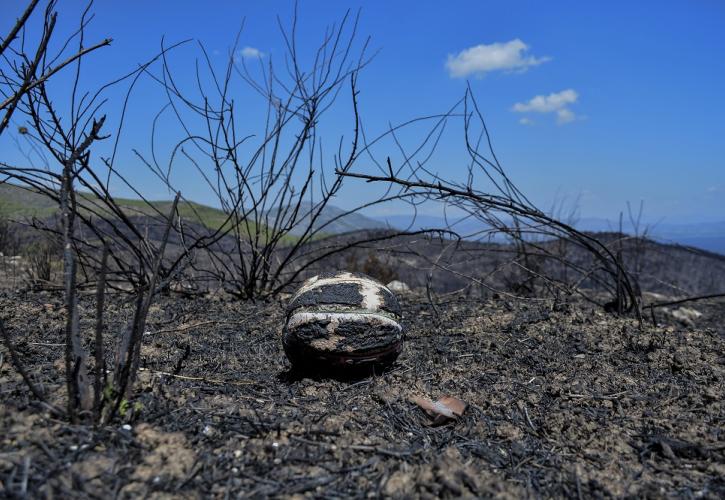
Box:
1;289;723;497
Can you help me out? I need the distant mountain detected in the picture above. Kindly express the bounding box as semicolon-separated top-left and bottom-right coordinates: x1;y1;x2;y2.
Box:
0;183;391;239
4;181;721;253
265;202;388;236
576;217;725;255
372;213;725;255
373;213;496;237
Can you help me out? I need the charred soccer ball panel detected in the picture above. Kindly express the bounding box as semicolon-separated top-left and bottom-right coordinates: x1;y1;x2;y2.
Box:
286;283;363;312
283;271;403;373
286;272;401;317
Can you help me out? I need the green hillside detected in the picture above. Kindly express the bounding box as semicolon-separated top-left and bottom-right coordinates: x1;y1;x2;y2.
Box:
0;183;228;227
102;196;235;232
0;183;58;219
0;183;297;243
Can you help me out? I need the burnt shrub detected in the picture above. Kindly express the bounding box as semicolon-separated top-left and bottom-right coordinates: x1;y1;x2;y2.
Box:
346;251;398;284
22;237;62;284
0;216;18;256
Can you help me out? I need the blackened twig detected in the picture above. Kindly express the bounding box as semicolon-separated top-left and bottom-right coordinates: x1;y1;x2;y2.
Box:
93;243;109;424
643;293;725;310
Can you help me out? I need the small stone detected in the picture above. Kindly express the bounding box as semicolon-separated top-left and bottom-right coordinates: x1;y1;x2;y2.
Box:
386;280;411;294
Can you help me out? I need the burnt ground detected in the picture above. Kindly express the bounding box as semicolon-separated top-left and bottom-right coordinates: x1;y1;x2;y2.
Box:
1;288;723;498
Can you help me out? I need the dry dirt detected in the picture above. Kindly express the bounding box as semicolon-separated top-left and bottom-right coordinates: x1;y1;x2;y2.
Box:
1;288;723;498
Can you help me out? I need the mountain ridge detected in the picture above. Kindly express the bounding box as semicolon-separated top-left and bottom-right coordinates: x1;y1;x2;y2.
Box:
3;182;722;254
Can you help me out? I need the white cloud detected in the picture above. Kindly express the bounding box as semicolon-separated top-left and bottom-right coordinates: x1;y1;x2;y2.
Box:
240;46;264;59
512;89;577;113
519;117;534;126
446;39;550;78
512;89;579;125
556;108;576;124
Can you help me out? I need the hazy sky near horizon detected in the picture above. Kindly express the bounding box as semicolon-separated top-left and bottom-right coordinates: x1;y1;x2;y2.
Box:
2;0;724;223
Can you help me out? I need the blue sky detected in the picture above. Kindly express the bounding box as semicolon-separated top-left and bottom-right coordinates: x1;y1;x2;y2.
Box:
3;0;724;222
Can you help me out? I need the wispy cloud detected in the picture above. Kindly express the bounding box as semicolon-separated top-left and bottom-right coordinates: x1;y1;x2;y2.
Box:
512;89;578;113
512;89;579;125
519;117;534;126
240;46;264;59
555;108;576;124
446;39;550;78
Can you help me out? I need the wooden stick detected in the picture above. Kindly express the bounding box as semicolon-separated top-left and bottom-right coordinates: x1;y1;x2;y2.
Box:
93;243;109;424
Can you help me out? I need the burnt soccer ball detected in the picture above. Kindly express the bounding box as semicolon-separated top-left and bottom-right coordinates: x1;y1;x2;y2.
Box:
283;271;403;373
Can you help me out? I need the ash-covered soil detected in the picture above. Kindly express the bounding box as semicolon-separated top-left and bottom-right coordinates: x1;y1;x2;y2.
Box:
1;289;723;498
